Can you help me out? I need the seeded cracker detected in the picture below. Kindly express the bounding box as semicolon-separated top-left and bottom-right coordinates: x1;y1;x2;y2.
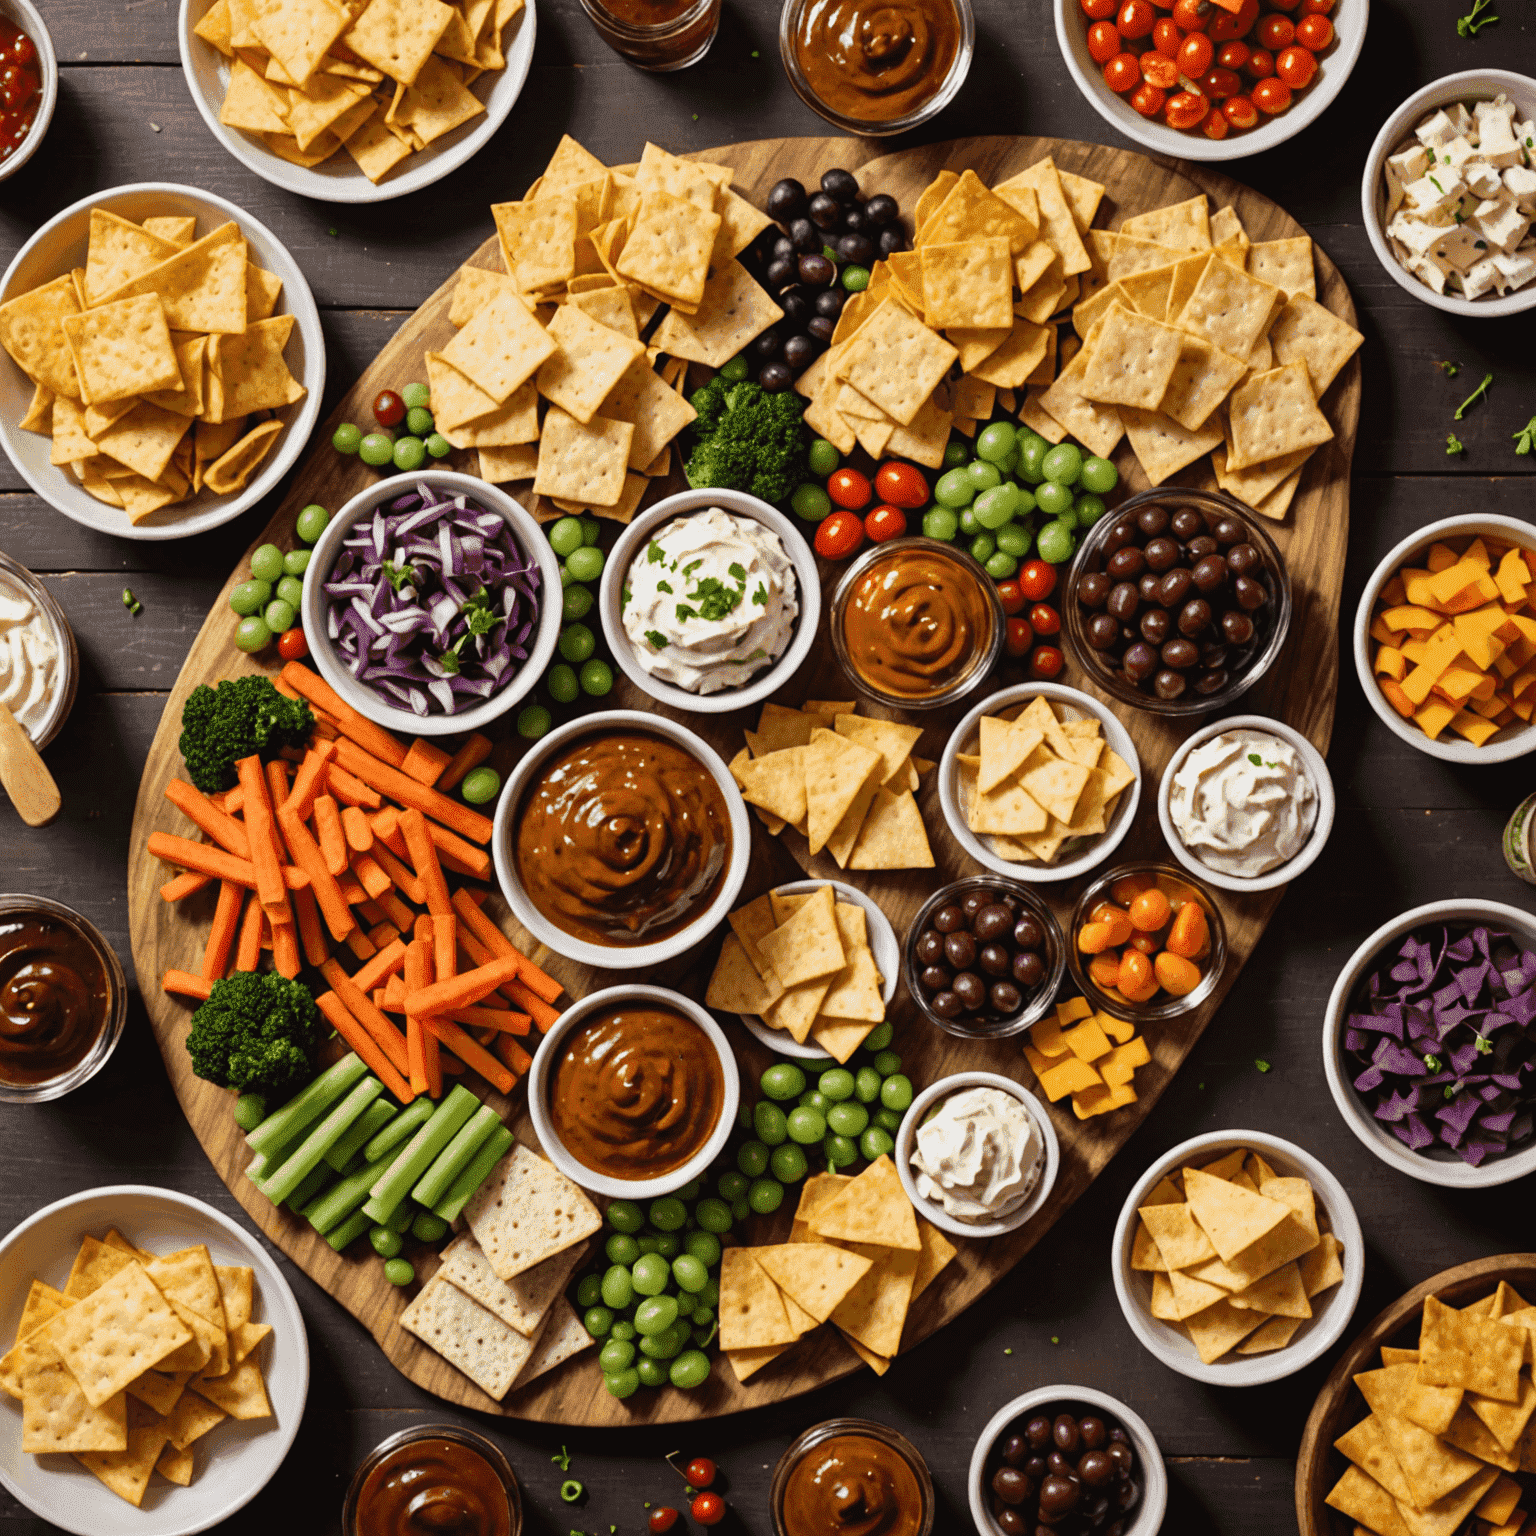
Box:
462;1142;603;1281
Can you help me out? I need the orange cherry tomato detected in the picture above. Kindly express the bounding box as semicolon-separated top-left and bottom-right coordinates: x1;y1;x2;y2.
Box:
1275;43;1316;86
1101;909;1135;947
814;509;865;560
864;504;907;543
874;460;928;508
1103;51;1142;91
1078;920;1116;954
1154;952;1203;996
1177;32;1214;74
1110;873;1155;906
1252;75;1292;113
1128;887;1172;932
1019;558;1056;601
1090;901;1122;924
1244;46;1274;76
1152;17;1183;52
277;626;309;661
1294;11;1331;47
1255;13;1293;48
1216;39;1249;67
1200;104;1231;137
1199;65;1241;98
1089;953;1123;990
1130;81;1167;116
1223;92;1259;128
1080;0;1116;16
1129;932;1162;955
1117;0;1156;36
827;467;871;510
1117;948;1159;1002
1141;50;1178;88
1087;19;1122;61
1269;0;1301;9
1171;0;1210;28
1208;0;1256;39
1166;900;1210;959
1164;91;1208;130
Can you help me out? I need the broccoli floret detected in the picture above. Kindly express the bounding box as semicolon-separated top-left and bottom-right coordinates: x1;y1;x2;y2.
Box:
179;676;315;793
186;971;324;1100
684;378;809;508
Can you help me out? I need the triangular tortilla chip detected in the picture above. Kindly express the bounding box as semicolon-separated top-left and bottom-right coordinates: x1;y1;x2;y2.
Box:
756;1243;873;1325
808;1156;920;1251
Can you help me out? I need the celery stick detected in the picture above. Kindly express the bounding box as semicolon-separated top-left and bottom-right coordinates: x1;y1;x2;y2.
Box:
327;1100;397;1172
385;1200;416;1234
432;1125;515;1223
326;1206;372;1251
363;1095;434;1164
412;1105;502;1210
284;1162;334;1212
306;1155;385;1235
260;1077;383;1206
246;1054;367;1155
362;1085;478;1225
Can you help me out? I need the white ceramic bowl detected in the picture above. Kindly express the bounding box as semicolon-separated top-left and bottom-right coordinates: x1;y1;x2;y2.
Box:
300;471;561;738
1111;1130;1364;1386
1322;898;1536;1189
896;1071;1060;1241
0;0;56;184
0;1184;308;1536
1156;713;1335;894
940;682;1141;884
1054;0;1366;163
735;878;899;1062
968;1384;1167;1536
598;487;821;716
527;984;740;1200
491;708;751;971
0;183;324;542
178;0;536;204
1352;513;1536;763
1361;70;1536;318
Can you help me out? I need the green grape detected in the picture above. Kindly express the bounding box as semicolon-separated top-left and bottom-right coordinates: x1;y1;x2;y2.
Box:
675;1289;697;1321
599;1338;635;1372
860;1126;895;1160
283;548;311;577
818;1068;855;1101
1042;443;1084;486
717;1171;748;1203
672;1254;709;1293
579;659;613;696
401;382;431;409
264;599;296;633
460;767;500;804
824;1133;858;1168
922;507;959;541
604;1367;640;1398
405;406;434;437
275;575;303;608
561;584;593;622
425;433;451;460
359;432;394;466
608;1199;644;1233
699;1278;719;1309
516;705;552;739
840;264;870;292
635;1356;667;1388
694;1197;732;1234
1034;480;1073;517
235;616;272;653
639;1319;690;1360
770;1142;808;1183
807;438;840;477
392;436;426;472
720;355;750;382
959;507;981;537
791;483;832;521
880;1074;914;1111
731;1196;751;1223
606;1233;640;1266
585;1305;615;1337
974;484;1019;530
610;1320;636;1342
567;545;605;583
966;460;1001;491
862;1022;893;1052
872;1050;901;1076
1018;437;1048;484
976;421;1017;463
761;1063;805;1101
631;1253;670;1296
331;423;362;455
799;1090;830;1115
670;1350;711;1389
684;1230;720;1267
736;1140;769;1178
649;1197;687;1231
969;532;995;564
1074;492;1108;526
384;1259;415;1286
942;440;969;469
549;517;584;556
635;1295;679;1336
934;467;975;508
296;503;331;542
229;580;270;617
787;1106;826;1144
854;1066;882;1104
576;1274;603;1309
558;623;595;663
250;543;284;582
652;1232;682;1259
996;523;1032;558
601;1265;634;1309
827;1101;869;1138
1080;455;1118;494
873;1106;902;1134
748;1177;784;1215
1037;519;1075;564
677;1179;701;1202
754;1101;789;1146
369;1226;403;1259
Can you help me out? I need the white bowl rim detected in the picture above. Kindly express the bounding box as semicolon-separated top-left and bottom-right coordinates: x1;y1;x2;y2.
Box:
0;1183;309;1536
0;181;324;542
967;1382;1168;1536
1156;713;1336;893
299;469;562;738
736;878;899;1062
1110;1129;1365;1387
1360;69;1536;318
1053;0;1368;163
526;984;741;1199
894;1070;1060;1241
176;0;537;205
1351;512;1536;763
1321;897;1536;1188
490;708;752;971
596;486;822;716
939;681;1142;884
0;0;57;184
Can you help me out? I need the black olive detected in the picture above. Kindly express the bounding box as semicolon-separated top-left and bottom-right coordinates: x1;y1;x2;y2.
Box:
1123;643;1157;682
821;167;860;202
919;965;952;993
1194;667;1230;695
1187;534;1220;561
808;191;842;229
838;232;874;265
1153;668;1187;699
798;253;835;286
953;972;986;1010
865;193;900;225
780;291;811;326
962;892;988;920
813;287;845;317
1106;546;1146;580
1000;1435;1028;1466
759;360;793;393
841;205;869;234
1135;504;1170;537
1139;608;1171;646
1088;613;1120;650
1106;582;1140;621
1078;1451;1114;1487
978;943;1011;978
1026;1418;1053;1450
752;328;781;360
770;234;796;263
1178;598;1211;636
1170;507;1204;540
1210;515;1244;545
765;257;797;291
934;904;965;932
991;981;1024;1015
944;931;978;970
806;315;836;342
1079;1418;1107;1451
766;178;807;221
788;217;820;254
1221;610;1255;645
1191;554;1228;593
1039;1475;1080;1517
1161;637;1199;670
1077;572;1111;608
1138;572;1162;603
1144;536;1179;573
1234;574;1267;611
915;930;944;965
1014;915;1043;950
995;1508;1026;1536
1116;1479;1140;1513
1013;950;1045;988
994;1466;1032;1504
974;903;1013;940
1024;1454;1050;1481
1053;1416;1080;1455
931;990;961;1018
1158;568;1193;607
1227;542;1260;576
1199;641;1229;669
877;226;909;256
783;334;817;371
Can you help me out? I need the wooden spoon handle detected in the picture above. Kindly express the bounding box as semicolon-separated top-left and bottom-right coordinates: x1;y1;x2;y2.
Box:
0;701;60;827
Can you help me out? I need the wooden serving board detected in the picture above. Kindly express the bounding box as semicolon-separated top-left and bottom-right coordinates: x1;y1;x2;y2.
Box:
1294;1254;1536;1536
126;135;1359;1426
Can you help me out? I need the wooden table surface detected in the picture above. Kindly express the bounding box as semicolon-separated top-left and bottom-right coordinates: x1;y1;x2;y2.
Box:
2;1;1533;1531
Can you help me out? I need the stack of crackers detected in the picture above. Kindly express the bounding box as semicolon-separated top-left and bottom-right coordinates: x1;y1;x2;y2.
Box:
0;1228;273;1506
421;135;780;519
194;0;524;183
721;1157;956;1384
399;1142;600;1401
953;694;1136;867
1130;1146;1345;1364
0;207;306;523
728;700;935;871
1328;1283;1536;1536
706;883;887;1063
1023;996;1151;1121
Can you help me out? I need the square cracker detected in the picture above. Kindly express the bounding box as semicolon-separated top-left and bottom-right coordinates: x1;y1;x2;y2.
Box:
399;1276;535;1401
1080;304;1184;409
838;301;958;427
535;304;644;424
1267;294;1362;399
650;259;783;368
439;286;555;404
344;0;454;85
1225;361;1334;471
616;189;720;308
463;1142;602;1281
921;237;1014;331
48;1263;194;1408
75;1416;172;1508
1173;257;1283;359
61;295;180;405
436;1233;589;1337
23;1365;127;1454
995;158;1090;275
1121;196;1212;254
600;356;696;469
1248;236;1315;300
95;221;248;335
1419;1294;1524;1401
758;884;844;988
1159;333;1248;431
533;408;632;507
920;168;1038;253
1038;328;1124;459
1121;405;1225;486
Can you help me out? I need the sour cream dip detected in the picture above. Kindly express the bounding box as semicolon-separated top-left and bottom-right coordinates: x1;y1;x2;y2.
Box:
1169;728;1317;878
910;1085;1042;1223
0;569;61;741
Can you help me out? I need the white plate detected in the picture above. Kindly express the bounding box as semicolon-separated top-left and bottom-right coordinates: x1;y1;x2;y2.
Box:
0;183;324;542
736;879;899;1062
0;1185;309;1536
178;0;536;204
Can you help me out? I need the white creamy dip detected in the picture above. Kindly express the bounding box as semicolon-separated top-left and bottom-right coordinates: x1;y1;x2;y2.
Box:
1169;728;1317;878
911;1085;1042;1223
0;570;60;741
621;508;797;694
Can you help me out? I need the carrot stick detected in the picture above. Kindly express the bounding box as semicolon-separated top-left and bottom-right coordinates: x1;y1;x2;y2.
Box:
370;842;426;905
352;938;407;993
370;813;409;860
376;890;417;932
341;804;373;852
147;832;261;888
400;809;452;917
420;1014;515;1093
355;897;385;926
351;853;392;901
164;779;251;860
312;795;346;876
284;865;311;890
440;1053;465;1075
413;914;434;943
367;922;401;949
265;757;290;808
495;1032;533;1076
320;959;411;1076
202;881;243;982
406;940;430;1096
280;741;338;821
315;991;414;1104
280;660;409;768
383;973;406;1011
333;737;493;845
272;916;301;978
292;883;330;968
163;969;213;1001
210;787;241;814
344;929;376;962
450;888;563;1003
446;1004;531;1035
234;893;263;972
259;911;273;950
402;738;453;786
424;818;491;880
161;871;213;902
436;733;492;792
504;977;561;1031
276;807;356;942
337;874;369;905
402;953;521;1017
236;755;289;919
326;763;383;810
432;915;457;985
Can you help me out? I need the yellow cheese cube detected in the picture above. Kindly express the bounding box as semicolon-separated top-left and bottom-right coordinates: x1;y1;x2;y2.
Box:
1063;1017;1113;1062
1400;637;1430;664
1510;613;1536;645
1070;1079;1137;1119
1484;1513;1525;1536
1413;697;1458;740
1024;1045;1053;1077
1433;665;1485;703
1100;1037;1151;1086
1471;692;1505;720
1494;651;1519;679
1453;709;1501;744
1401;568;1439;608
1512;668;1536;699
1383;604;1446;632
1030;1018;1070;1058
1473;574;1503;604
1454;607;1509;669
1513;696;1534;722
1507;636;1536;669
1375;645;1407;681
1427;558;1487;607
1370;614;1397;646
1471;671;1499;701
1495;548;1531;604
1426;542;1460;573
1466;537;1493;569
1038;1055;1104;1102
1054;995;1092;1026
1096;1010;1135;1044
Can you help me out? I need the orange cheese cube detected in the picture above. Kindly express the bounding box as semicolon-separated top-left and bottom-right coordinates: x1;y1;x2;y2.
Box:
1511;668;1536;699
1471;671;1499;701
1465;537;1493;569
1426;542;1460;573
1370;614;1397;646
1510;614;1536;645
1375;645;1408;681
1380;573;1408;607
1100;1037;1151;1086
1452;709;1501;745
1030;1017;1071;1058
1380;677;1416;718
1038;1054;1104;1101
1400;637;1430;664
1427;558;1487;607
1471;692;1506;720
1413;696;1458;739
1433;665;1485;703
1054;996;1092;1026
1453;607;1512;669
1063;1017;1113;1062
1401;568;1438;608
1496;548;1531;604
1070;1079;1137;1119
1096;1010;1135;1044
1383;604;1447;632
1513;697;1534;722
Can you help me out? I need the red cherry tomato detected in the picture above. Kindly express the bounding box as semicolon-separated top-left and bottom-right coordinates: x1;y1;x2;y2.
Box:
1216;39;1249;67
1170;0;1210;29
874;460;928;508
1244;46;1274;76
1294;11;1331;47
1005;617;1034;659
1152;17;1182;52
1079;0;1117;16
1164;90;1209;130
827;467;872;511
995;579;1026;616
1299;0;1333;13
277;626;310;661
1177;32;1214;74
1199;65;1241;98
1275;43;1316;85
649;1509;680;1534
864;504;907;543
1028;603;1061;637
372;389;405;429
1208;0;1256;39
1116;0;1156;36
1270;0;1301;9
1255;13;1293;48
1222;92;1259;128
814;510;865;561
1130;81;1166;116
1019;558;1057;601
1201;104;1231;137
1252;74;1292;113
691;1493;726;1527
1087;19;1122;60
1103;52;1142;91
1029;646;1065;680
686;1458;717;1489
1140;50;1178;88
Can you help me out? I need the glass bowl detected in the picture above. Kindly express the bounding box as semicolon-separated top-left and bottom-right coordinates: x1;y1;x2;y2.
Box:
577;0;720;70
902;875;1066;1041
1066;861;1227;1025
830;536;1005;712
0;549;78;750
342;1424;522;1536
1061;486;1292;718
771;1417;935;1536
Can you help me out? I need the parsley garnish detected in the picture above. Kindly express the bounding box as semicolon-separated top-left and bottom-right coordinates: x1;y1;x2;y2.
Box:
1446;1085;1459;1100
436;588;498;672
1447;432;1466;455
552;1447;573;1473
621;584;631;606
1455;372;1493;419
675;604;697;622
1457;0;1497;36
1246;751;1280;768
646;541;665;564
1428;174;1445;194
644;629;668;649
689;576;741;622
1513;416;1536;455
1424;1053;1443;1072
657;580;672;594
682;559;704;576
383;559;418;593
1476;1034;1494;1054
122;587;143;616
728;562;746;581
753;584;767;605
1437;360;1460;377
1255;1059;1271;1073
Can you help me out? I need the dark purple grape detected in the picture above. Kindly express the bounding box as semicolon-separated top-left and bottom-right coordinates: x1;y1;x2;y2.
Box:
877;226;908;256
1106;582;1139;622
765;258;797;291
1170;507;1204;540
1161;638;1198;670
770;234;795;263
1106;546;1146;580
789;217;819;253
1191;554;1228;593
1139;608;1171;646
1012;951;1045;988
1234;574;1266;611
1177;598;1211;637
1158;568;1192;608
798;253;835;286
865;193;899;225
838;232;873;265
944;931;977;970
813;287;844;317
1079;1418;1106;1451
1053;1416;1080;1455
783;334;817;371
806;315;835;342
821;167;860;202
752;328;781;359
915;929;944;965
1143;537;1179;573
766;179;807;221
1153;668;1187;699
808;191;842;229
1088;614;1120;651
758;360;793;392
931;990;961;1018
1078;1451;1114;1487
1025;1418;1053;1450
974;903;1013;940
919;965;952;994
1221;610;1254;645
1014;915;1043;950
1211;515;1244;545
979;943;1011;977
953;972;986;1010
780;290;811;326
934;904;965;933
1227;542;1260;576
1077;572;1110;608
990;981;1023;1015
1123;643;1157;683
1000;1436;1027;1466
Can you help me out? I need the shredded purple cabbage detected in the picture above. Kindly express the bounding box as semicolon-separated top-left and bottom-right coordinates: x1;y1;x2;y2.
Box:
321;483;540;718
1344;923;1536;1167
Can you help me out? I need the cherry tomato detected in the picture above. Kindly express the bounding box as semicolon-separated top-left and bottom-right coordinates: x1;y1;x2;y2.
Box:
1255;13;1293;48
1087;19;1122;60
649;1510;680;1534
1244;46;1274;76
372;389;405;429
1029;646;1065;680
864;504;907;543
1116;0;1155;36
686;1458;717;1489
1103;52;1142;91
277;626;310;661
1130;81;1166;116
1201;104;1231;137
10;31;34;65
1199;65;1241;98
1216;39;1249;67
1005;617;1034;658
1177;32;1214;74
1269;0;1302;9
1165;90;1209;129
1140;50;1178;88
1171;0;1210;29
995;579;1025;615
814;510;865;560
874;460;928;508
1028;603;1061;636
1294;11;1331;46
827;467;872;511
1222;92;1259;128
1019;558;1057;601
1152;17;1182;53
1234;0;1260;32
1208;0;1256;39
691;1493;726;1527
1275;43;1316;85
1080;0;1117;16
1252;74;1292;113
1299;0;1333;13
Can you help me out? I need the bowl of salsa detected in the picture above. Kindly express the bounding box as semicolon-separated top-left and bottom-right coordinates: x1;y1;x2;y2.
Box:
0;0;54;183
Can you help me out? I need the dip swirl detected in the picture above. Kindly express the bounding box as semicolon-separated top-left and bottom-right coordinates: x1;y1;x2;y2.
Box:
352;1436;512;1536
910;1086;1041;1223
514;730;732;947
782;1433;923;1536
0;914;111;1087
0;570;60;741
792;0;961;124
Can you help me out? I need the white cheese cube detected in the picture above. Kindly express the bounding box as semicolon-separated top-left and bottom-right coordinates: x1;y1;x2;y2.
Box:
1459;256;1502;299
1416;109;1459;151
1447;102;1475;136
1403;169;1465;217
1426;223;1485;272
1474;196;1531;252
1463;160;1505;199
1442;135;1480;170
1385;164;1405;221
1492;249;1536;291
1388;144;1431;183
1388;212;1447;256
1410;254;1449;294
1504;164;1536;209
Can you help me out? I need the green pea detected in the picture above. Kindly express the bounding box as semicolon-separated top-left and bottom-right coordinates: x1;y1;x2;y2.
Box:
824;1134;858;1169
787;1106;826;1145
699;1278;719;1309
393;436;426;472
807;438;840;477
229;579;271;617
579;659;613;697
264;599;296;633
995;523;1032;559
635;1356;667;1388
283;548;311;578
546;516;582;556
250;543;284;582
405;406;434;437
969;532;995;564
567;545;605;583
1034;479;1073;517
819;1068;855;1101
720;355;750;382
606;1233;640;1266
716;1171;748;1203
1042;443;1084;486
860;1126;895;1161
880;1074;914;1112
863;1022;893;1052
425;433;452;460
383;1258;414;1286
601;1265;634;1310
610;1319;636;1342
558;623;595;663
460;767;500;805
799;1091;830;1116
748;1177;784;1215
649;1197;687;1232
976;421;1017;464
827;1101;869;1138
331;423;361;455
604;1367;640;1399
561;584;593;622
670;1349;711;1389
966;460;1002;491
753;1101;789;1146
651;1231;682;1260
985;552;1019;580
599;1338;635;1372
840;264;870;293
233;1092;266;1131
576;1274;603;1309
684;1230;721;1267
943;440;969;469
1080;455;1118;494
1074;492;1108;526
1037;519;1075;565
922;507;959;541
737;1140;769;1178
368;1226;403;1258
761;1062;806;1101
631;1253;670;1296
791;482;832;522
934;467;975;509
634;1295;679;1336
873;1106;903;1134
608;1199;645;1233
770;1142;808;1183
235;616;272;653
639;1319;689;1360
275;575;304;609
517;705;552;738
695;1197;732;1233
541;663;576;705
731;1196;751;1223
672;1254;709;1293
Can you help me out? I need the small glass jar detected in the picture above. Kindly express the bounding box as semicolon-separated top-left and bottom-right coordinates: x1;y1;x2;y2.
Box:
342;1425;522;1536
0;549;78;750
578;0;720;71
771;1417;934;1536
